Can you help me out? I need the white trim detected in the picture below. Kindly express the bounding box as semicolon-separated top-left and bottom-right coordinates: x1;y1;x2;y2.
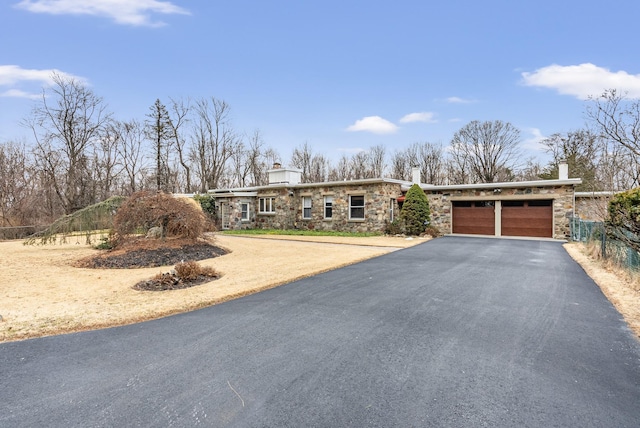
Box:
240;202;250;222
302;196;312;219
349;194;365;220
324;195;333;219
411;178;582;192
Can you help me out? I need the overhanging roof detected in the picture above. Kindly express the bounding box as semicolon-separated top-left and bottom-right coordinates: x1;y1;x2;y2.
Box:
404;178;583;192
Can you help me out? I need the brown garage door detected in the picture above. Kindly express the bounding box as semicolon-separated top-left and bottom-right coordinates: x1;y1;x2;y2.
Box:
501;200;552;238
452;201;495;235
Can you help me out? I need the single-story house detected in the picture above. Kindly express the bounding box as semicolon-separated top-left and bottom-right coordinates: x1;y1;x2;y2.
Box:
208;163;583;240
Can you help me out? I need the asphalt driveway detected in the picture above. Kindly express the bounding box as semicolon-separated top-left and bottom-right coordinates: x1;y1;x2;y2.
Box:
1;236;639;427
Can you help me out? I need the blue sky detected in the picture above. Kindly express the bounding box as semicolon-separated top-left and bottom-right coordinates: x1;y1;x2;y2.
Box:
1;0;640;164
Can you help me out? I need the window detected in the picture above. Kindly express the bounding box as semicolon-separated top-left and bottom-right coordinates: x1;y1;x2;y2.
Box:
349;195;365;220
259;197;275;213
389;198;395;222
302;196;312;219
240;203;249;221
324;196;333;219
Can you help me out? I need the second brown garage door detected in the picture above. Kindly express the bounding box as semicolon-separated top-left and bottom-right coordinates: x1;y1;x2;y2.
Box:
501;200;553;238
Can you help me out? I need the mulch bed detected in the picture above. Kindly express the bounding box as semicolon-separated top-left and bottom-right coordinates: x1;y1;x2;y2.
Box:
77;239;228;269
75;237;228;291
133;271;221;291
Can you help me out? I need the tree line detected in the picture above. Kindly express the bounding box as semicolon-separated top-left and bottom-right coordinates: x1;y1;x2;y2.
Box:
1;73;639;227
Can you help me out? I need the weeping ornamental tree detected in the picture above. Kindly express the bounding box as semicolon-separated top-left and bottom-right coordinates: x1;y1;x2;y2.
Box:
401;184;431;235
24;196;126;245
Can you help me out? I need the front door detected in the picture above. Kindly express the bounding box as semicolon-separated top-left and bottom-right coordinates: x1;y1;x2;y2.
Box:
220;202;230;230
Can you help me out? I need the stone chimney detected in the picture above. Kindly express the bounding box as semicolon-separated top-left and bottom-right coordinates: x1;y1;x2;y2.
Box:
411;166;421;184
558;161;569;180
272;162;281;169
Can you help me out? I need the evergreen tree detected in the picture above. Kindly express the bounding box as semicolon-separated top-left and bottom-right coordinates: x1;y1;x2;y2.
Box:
145;99;173;191
401;183;430;235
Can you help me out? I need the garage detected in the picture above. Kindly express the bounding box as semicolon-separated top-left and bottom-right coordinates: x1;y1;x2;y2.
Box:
452;199;554;238
501;200;553;238
452;201;495;235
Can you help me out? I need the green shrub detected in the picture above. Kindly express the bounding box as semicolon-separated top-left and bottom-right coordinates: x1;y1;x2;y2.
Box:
400;184;431;236
193;193;216;219
607;188;640;252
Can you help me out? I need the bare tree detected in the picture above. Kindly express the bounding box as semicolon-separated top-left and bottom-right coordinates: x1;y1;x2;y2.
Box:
227;130;278;187
449;120;521;183
389;144;417;181
540;130;602;191
587;89;640;190
93;123;122;200
368;144;386;178
417;142;445;184
114;119;149;195
587;89;640;156
190;97;240;191
168;97;192;192
328;154;351;181
23;72;111;214
597;142;640;191
290;142;328;182
514;158;545;181
349;151;370;179
0;140;36;226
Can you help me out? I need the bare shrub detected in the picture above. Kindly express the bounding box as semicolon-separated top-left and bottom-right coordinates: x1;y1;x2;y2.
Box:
175;260;218;280
112;191;213;248
423;225;442;238
133;260;220;291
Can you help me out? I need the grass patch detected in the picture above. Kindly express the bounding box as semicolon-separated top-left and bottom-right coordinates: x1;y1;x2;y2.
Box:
221;229;381;238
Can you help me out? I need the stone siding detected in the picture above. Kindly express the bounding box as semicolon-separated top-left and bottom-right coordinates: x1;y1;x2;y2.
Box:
575;194;611;221
213;181;578;239
255;182;401;233
426;184;576;239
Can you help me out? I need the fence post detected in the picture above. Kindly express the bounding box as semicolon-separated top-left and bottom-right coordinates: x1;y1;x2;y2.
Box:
601;226;607;259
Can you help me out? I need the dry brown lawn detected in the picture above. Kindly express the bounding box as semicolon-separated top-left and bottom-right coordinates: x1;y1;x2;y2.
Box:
1;235;638;343
0;234;426;342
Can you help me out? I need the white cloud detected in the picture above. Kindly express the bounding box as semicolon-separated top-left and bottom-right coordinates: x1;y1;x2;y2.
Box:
0;65;85;98
521;63;640;99
522;128;547;151
14;0;190;27
346;116;398;134
0;89;41;99
446;96;476;104
399;112;437;124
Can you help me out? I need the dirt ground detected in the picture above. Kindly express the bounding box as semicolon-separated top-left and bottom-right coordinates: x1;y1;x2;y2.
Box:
1;236;638;343
0;234;426;342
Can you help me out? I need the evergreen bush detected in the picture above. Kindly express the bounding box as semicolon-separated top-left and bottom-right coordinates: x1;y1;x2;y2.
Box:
607;188;640;252
400;184;431;236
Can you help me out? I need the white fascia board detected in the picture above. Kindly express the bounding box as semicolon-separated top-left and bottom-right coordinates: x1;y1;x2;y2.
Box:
208;191;258;198
208;177;408;193
288;177;408;189
402;178;583;192
575;191;616;197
